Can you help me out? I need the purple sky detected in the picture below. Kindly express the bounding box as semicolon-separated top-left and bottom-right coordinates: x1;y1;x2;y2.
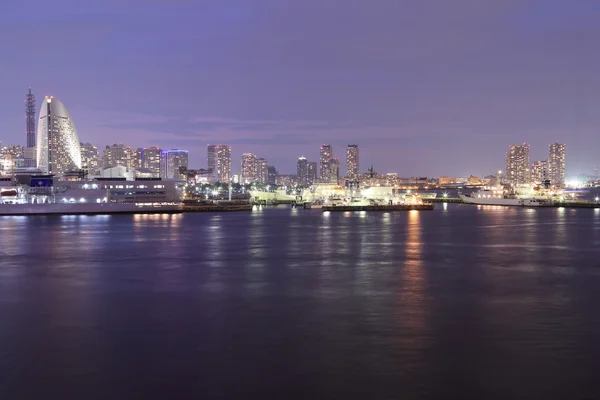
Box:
1;0;599;177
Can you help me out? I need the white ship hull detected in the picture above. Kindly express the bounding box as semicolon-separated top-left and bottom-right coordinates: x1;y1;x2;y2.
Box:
0;202;182;216
459;194;552;207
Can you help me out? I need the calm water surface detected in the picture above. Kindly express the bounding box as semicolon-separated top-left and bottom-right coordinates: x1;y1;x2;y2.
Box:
1;204;600;399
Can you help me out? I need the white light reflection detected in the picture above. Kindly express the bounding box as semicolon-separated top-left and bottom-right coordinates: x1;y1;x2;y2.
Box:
246;209;267;295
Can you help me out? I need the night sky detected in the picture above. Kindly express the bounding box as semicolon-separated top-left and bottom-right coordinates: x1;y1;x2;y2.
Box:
1;0;599;177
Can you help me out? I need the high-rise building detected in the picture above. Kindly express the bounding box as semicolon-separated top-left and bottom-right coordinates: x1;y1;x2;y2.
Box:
25;88;36;148
103;144;132;168
297;156;308;185
346;144;359;179
241;153;257;183
320;144;333;182
36;96;81;174
207;144;231;183
548;142;566;187
80;142;101;175
307;161;318;185
531;160;548;182
256;158;269;184
142;146;162;176
505;143;530;186
329;157;340;183
267;165;277;185
161;149;188;180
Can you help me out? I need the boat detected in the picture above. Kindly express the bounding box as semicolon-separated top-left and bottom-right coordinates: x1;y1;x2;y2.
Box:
459;188;553;207
0;175;182;215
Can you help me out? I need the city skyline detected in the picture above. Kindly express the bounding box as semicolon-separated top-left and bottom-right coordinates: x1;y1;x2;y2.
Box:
1;1;599;176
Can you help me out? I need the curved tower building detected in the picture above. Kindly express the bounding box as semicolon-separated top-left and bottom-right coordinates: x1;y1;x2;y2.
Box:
36;96;82;174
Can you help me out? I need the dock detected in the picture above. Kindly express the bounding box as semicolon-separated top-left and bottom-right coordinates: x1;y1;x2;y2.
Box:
322;204;435;212
182;202;253;212
429;197;463;203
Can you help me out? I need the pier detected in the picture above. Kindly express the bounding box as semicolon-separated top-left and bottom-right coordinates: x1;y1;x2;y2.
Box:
182;200;253;212
322;204;435;212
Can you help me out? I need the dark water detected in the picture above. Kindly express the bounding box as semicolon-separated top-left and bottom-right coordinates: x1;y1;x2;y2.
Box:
1;205;600;399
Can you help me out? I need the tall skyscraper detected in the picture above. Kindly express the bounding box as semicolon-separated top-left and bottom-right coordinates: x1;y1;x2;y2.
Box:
207;144;231;183
307;161;318;185
161;149;188;180
36;96;82;174
548;142;566;187
256;158;269;184
297;156;308;185
142;146;162;176
505;143;530;186
241;153;257;183
80;142;101;175
319;144;333;182
531;160;548;182
346;144;359;179
320;144;333;183
25;88;36;148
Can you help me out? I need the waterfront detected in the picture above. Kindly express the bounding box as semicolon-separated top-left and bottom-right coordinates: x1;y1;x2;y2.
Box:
1;205;600;399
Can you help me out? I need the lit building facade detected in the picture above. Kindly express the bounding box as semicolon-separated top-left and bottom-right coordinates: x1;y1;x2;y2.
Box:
0;145;26;173
548;142;565;187
161;149;188;180
36;96;82;174
297;156;308;185
132;148;143;169
319;144;334;183
103;144;133;168
346;144;359;179
142;146;162;176
505;143;530;186
241;153;257;183
80;142;101;175
256;158;269;184
207;144;231;183
531;160;548;183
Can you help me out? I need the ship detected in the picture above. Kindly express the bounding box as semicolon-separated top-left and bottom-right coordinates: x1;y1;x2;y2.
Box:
459;187;553;207
0;175;182;216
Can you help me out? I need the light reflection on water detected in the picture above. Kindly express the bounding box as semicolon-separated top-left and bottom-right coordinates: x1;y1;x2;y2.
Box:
0;205;600;399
